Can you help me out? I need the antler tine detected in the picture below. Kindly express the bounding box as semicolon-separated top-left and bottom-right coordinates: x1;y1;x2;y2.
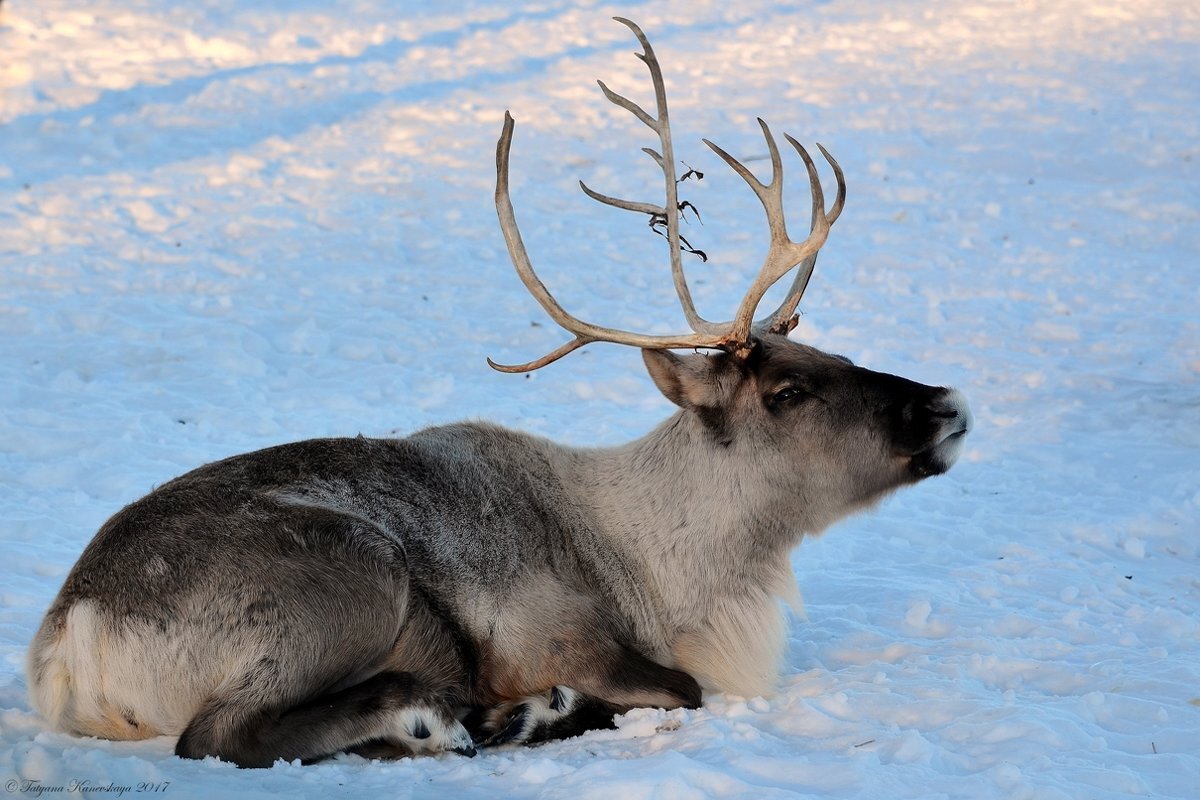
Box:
578;181;664;217
755;138;847;335
703;120;840;346
817;142;847;225
487;336;592;374
577;16;717;335
491;111;728;373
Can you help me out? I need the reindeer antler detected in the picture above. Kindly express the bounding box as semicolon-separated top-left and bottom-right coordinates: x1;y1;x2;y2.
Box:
489;17;845;373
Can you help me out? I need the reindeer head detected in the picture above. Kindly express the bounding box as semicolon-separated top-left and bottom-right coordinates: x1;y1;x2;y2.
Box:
642;338;971;531
490;17;971;522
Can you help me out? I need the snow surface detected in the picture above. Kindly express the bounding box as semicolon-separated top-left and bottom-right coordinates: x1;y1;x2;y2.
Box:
1;0;1198;797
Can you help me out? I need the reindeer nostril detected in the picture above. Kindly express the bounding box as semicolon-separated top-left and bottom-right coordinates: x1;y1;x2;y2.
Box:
929;407;958;420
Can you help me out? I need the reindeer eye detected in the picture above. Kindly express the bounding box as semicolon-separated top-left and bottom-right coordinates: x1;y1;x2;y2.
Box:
769;387;808;407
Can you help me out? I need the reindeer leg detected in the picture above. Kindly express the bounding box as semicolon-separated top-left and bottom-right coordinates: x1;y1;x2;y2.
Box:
476;646;701;746
475;687;619;746
176;670;476;768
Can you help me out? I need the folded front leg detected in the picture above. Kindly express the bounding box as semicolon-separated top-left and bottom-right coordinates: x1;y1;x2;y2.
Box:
477;686;619;745
475;645;701;747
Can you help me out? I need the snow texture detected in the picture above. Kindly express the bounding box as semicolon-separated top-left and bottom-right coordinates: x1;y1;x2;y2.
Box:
1;0;1197;798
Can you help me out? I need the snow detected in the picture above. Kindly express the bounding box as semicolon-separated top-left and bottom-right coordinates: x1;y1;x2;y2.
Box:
1;0;1197;797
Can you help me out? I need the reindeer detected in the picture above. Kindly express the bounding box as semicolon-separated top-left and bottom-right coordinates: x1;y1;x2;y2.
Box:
26;18;971;767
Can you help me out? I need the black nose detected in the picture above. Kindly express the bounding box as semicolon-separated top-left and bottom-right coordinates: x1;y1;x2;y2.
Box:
886;385;960;456
897;386;951;423
927;387;973;435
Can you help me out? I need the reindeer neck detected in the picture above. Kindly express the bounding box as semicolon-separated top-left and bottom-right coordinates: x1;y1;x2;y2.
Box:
565;412;800;631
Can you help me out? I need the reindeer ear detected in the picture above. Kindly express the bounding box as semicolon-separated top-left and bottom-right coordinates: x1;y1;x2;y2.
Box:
642;349;722;409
